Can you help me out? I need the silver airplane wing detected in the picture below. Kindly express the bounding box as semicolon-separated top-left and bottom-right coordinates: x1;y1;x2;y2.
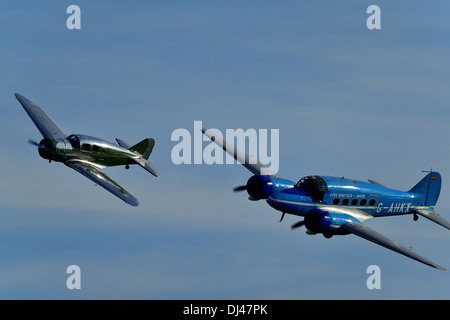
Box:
342;221;445;270
66;161;139;207
202;128;284;178
15;93;67;140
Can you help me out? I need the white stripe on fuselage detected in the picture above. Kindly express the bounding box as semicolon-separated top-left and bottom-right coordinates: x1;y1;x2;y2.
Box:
267;197;433;222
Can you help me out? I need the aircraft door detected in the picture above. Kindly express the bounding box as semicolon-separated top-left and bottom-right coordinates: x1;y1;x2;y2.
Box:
366;194;380;214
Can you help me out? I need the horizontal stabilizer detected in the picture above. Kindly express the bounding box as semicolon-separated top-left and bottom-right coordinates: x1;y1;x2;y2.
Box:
342;222;445;270
129;157;160;177
414;209;450;231
368;179;386;188
116;138;131;149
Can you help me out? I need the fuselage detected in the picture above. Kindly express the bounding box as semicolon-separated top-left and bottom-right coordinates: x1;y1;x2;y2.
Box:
38;134;135;168
262;175;428;218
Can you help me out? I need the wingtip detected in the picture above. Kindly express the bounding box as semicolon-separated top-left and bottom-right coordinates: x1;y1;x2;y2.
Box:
151;170;160;178
128;198;139;207
434;264;446;271
14;93;32;105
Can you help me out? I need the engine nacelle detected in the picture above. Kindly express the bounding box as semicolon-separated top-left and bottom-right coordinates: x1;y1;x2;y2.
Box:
38;138;55;160
37;138;68;162
246;175;273;200
304;209;360;238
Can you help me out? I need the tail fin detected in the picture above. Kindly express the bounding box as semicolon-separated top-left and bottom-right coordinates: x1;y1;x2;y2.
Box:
129;138;155;160
409;172;441;206
116;138;159;177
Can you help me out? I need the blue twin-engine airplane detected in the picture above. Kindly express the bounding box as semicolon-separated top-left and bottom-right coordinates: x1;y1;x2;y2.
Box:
15;93;159;206
202;128;450;270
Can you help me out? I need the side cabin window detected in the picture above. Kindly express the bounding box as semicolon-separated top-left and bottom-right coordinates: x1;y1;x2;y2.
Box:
333;197;369;206
92;145;105;153
81;143;91;152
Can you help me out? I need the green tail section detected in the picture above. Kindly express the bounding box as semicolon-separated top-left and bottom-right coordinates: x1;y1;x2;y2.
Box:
129;138;155;160
409;172;441;206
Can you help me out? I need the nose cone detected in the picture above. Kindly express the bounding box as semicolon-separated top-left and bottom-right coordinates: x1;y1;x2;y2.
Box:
37;138;54;160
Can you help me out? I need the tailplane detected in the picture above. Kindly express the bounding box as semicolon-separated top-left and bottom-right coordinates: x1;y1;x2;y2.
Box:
409;172;441;206
129;138;155;160
116;138;159;177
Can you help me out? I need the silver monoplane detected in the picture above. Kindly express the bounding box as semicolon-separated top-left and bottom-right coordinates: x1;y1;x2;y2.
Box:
15;93;159;206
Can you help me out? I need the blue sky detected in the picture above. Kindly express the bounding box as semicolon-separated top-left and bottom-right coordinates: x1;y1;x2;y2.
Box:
1;1;450;299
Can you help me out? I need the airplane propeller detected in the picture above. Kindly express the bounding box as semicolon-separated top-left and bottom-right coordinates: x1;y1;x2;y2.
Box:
233;185;247;192
28;139;43;148
291;220;305;229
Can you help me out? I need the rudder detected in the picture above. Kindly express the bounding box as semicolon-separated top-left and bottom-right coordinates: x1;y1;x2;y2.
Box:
129;138;155;160
409;172;441;206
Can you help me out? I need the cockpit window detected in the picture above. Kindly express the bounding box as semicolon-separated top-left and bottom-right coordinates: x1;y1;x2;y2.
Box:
68;135;80;149
296;176;328;202
92;145;106;153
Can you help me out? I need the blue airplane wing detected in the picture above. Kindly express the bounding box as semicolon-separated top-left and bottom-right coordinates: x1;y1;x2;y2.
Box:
66;161;139;207
414;209;450;231
15;93;67;140
342;221;445;270
202;128;283;178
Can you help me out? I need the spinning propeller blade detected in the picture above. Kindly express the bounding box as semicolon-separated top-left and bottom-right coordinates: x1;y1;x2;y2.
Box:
233;185;247;192
291;220;305;229
28;139;43;148
28;139;39;146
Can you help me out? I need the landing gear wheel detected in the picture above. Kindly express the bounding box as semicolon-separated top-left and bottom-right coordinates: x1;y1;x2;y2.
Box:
413;213;419;221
